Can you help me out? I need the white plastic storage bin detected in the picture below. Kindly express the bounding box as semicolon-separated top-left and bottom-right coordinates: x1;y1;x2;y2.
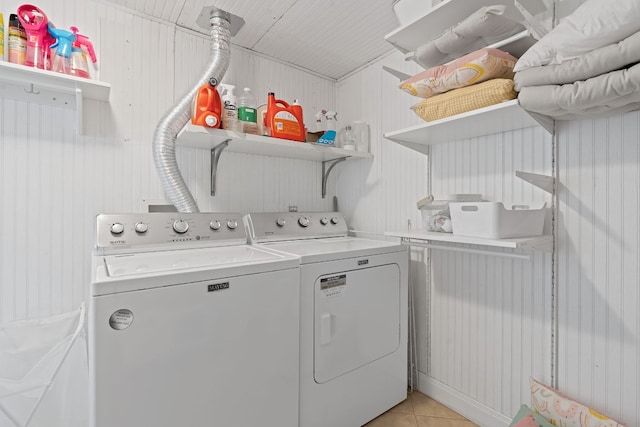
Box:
419;194;483;232
449;202;546;239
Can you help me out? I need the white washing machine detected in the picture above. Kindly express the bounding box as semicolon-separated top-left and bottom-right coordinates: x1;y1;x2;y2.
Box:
89;212;300;427
245;212;408;427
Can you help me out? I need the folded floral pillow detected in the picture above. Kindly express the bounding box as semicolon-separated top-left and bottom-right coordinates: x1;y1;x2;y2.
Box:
530;378;627;427
510;404;554;427
400;48;517;99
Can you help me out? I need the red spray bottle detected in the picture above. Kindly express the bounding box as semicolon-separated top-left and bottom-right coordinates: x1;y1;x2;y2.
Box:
69;26;97;78
16;4;51;69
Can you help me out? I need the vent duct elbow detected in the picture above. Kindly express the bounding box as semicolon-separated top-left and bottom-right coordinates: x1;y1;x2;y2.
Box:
153;8;242;213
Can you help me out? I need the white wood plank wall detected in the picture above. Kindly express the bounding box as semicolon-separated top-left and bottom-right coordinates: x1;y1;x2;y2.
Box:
338;51;553;424
0;0;336;322
429;130;554;420
557;114;640;426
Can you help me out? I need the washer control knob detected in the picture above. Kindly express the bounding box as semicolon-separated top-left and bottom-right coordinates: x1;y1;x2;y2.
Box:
320;217;329;225
210;220;222;231
134;222;148;233
172;219;189;234
227;219;238;230
276;218;286;227
298;216;310;227
330;216;340;225
110;223;124;234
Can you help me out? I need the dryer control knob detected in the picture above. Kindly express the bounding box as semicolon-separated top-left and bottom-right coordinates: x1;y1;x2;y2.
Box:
210;220;222;231
276;218;286;227
298;216;310;227
320;217;329;225
227;219;238;230
330;216;340;225
110;223;124;234
172;219;189;234
134;222;148;233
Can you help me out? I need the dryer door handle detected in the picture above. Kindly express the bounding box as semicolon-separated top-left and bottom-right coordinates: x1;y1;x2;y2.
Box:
320;313;333;345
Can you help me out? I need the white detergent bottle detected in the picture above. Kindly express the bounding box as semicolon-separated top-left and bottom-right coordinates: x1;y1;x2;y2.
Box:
219;84;239;131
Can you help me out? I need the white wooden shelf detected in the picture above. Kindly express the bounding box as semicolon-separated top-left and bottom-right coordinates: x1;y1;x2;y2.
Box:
0;61;111;134
385;230;553;252
0;61;110;101
385;0;532;56
177;123;373;198
177;123;373;162
384;100;553;153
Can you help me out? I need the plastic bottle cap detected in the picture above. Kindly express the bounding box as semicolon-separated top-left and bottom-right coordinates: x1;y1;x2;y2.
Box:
205;115;218;127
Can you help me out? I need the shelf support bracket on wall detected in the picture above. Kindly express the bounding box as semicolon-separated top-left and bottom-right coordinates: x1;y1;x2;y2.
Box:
527;110;555;134
516;170;555;194
401;238;534;261
210;139;231;196
322;157;348;199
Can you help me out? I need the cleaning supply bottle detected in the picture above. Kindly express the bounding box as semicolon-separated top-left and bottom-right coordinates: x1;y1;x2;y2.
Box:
340;125;356;150
0;14;4;61
8;14;27;65
17;4;50;69
317;111;338;145
218;84;239;131
48;24;75;75
265;92;306;142
69;26;96;78
238;87;258;134
191;78;222;128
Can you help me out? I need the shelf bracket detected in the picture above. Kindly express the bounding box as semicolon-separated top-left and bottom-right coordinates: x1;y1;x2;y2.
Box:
516;170;554;194
210;139;231;196
322;157;348;199
527;110;555;134
382;66;411;81
514;0;550;40
401;238;533;261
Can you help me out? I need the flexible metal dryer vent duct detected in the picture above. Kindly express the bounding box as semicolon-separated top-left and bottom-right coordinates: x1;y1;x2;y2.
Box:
152;7;244;213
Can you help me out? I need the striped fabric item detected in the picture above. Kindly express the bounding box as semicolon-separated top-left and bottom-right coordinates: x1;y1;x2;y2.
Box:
411;78;517;122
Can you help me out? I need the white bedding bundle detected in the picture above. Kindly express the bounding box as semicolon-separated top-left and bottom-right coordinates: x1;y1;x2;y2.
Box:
514;0;640;119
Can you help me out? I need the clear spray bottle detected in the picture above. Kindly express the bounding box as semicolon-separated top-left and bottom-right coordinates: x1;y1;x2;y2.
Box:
48;24;76;75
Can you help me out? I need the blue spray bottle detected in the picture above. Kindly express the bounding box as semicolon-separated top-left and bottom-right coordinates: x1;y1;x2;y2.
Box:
48;23;76;75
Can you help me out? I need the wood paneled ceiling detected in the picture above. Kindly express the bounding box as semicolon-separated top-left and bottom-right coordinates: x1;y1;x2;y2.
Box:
104;0;399;79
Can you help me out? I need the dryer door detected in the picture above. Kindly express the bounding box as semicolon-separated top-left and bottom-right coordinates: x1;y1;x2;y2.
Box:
314;264;400;383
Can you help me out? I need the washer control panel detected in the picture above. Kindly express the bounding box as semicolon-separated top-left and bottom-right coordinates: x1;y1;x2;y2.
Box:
247;212;347;242
95;212;246;253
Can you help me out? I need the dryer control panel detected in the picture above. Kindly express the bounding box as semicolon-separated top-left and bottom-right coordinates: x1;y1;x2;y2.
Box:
95;212;246;253
246;212;348;242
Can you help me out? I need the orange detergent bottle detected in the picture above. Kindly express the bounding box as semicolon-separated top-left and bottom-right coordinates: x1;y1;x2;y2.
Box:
192;79;222;128
265;92;305;142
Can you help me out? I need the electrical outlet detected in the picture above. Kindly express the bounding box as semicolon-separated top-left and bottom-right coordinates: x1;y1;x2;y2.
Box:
288;205;298;212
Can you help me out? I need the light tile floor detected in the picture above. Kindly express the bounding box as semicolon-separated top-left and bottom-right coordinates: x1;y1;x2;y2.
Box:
363;390;479;427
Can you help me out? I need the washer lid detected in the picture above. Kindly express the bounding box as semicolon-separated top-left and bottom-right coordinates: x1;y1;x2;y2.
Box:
102;245;293;278
262;237;405;264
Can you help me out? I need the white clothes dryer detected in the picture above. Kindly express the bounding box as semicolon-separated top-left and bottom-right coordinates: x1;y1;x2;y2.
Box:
89;212;300;427
245;212;408;427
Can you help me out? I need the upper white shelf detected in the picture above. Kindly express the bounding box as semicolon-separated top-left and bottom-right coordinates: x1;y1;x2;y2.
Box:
0;61;110;101
177;123;373;162
385;0;531;55
385;229;553;252
384;100;553;152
